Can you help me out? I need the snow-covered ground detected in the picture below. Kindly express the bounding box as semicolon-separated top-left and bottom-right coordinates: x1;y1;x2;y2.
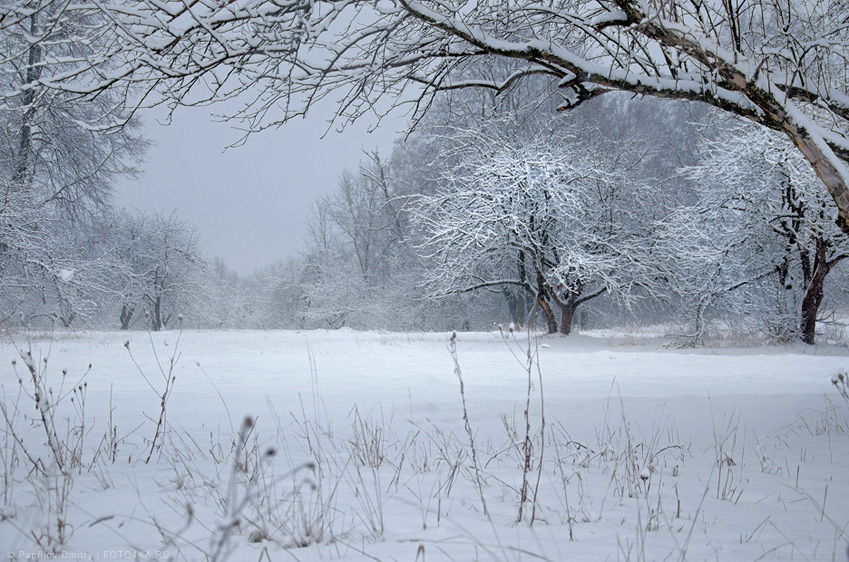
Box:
2;329;848;561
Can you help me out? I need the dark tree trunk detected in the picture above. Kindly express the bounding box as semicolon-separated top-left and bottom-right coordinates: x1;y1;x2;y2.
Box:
534;270;557;334
800;270;825;345
10;14;42;191
512;250;532;325
152;296;163;331
799;240;831;345
504;287;528;325
537;297;557;334
558;302;577;335
120;305;134;330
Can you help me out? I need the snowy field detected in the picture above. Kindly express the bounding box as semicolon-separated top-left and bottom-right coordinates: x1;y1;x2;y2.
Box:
1;329;848;561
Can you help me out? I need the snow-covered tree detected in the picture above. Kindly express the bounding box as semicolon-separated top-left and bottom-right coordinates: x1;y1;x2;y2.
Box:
0;0;144;207
4;0;849;230
108;211;208;331
0;210;120;327
293;154;413;328
0;1;147;327
416;127;657;334
662;121;849;344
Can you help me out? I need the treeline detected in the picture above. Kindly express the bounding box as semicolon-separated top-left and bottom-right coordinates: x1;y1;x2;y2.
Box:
242;86;849;345
3;77;848;344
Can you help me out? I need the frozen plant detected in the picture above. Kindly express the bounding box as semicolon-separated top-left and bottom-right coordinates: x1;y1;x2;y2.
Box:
1;337;91;552
124;322;183;463
832;372;849;404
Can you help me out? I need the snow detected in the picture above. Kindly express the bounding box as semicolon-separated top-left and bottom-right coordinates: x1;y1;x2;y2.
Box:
1;329;848;560
589;11;627;27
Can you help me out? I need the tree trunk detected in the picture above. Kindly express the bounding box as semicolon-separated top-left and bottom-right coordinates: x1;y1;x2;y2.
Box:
800;271;825;345
537;297;558;334
799;240;831;345
504;287;527;325
120;305;134;330
10;14;42;191
152;296;163;331
558;302;577;335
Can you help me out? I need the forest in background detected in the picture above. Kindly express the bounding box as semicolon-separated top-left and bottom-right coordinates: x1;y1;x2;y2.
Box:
3;85;848;345
3;0;849;345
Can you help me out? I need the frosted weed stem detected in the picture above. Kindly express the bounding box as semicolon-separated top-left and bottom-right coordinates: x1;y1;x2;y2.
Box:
448;332;489;518
125;322;183;464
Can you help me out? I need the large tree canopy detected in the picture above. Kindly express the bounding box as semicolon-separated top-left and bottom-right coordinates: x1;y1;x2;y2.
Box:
3;0;849;226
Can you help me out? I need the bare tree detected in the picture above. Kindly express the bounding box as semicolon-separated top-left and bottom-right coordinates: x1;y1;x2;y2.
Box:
1;1;145;203
295;153;422;329
0;210;121;327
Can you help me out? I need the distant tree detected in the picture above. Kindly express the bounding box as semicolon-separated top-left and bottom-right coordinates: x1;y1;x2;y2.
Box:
294;153;423;329
259;258;312;329
111;211;207;331
416;127;656;334
0;211;120;327
201;257;250;327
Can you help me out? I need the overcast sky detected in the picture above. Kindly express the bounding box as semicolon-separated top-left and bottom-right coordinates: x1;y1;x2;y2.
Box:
114;104;405;274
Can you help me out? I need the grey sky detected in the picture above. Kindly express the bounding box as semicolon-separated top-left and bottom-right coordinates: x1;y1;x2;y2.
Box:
114;105;405;274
